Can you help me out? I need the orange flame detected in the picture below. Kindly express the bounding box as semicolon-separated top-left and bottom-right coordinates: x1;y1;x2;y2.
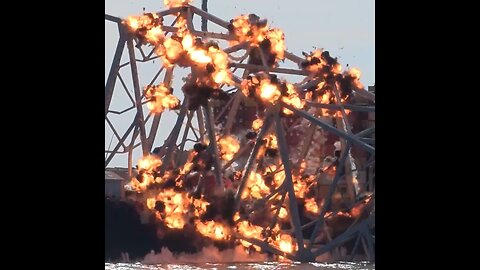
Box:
258;80;281;102
242;172;270;200
303;49;343;76
125;13;164;44
273;233;297;254
317;90;333;115
154;189;190;229
304;197;320;214
155;23;233;86
192;196;210;218
157;37;184;67
276;206;288;220
266;29;285;60
230;15;257;42
218;135;241;161
229;15;285;62
281;83;304;115
164;213;186;229
129;155;162;192
348;67;364;89
293;176;308;199
236;220;264;251
145;84;180;113
179;151;197;175
252;118;263;131
195;220;230;240
147;198;156;210
138;155;162;171
265;134;278;150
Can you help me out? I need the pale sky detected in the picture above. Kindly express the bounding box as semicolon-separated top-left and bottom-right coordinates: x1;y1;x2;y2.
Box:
105;0;375;168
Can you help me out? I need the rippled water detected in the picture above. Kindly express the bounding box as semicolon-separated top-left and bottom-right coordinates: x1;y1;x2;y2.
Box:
105;262;375;270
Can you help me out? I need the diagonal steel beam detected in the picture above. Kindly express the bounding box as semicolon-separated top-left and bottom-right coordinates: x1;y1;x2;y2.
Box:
203;101;224;189
105;24;127;117
159;101;188;176
310;217;373;258
308;142;351;247
306;102;375;113
127;36;149;155
105;119;137;168
282;103;375;154
233;115;273;212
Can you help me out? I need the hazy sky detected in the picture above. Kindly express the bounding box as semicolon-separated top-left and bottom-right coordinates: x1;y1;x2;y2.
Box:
105;0;375;168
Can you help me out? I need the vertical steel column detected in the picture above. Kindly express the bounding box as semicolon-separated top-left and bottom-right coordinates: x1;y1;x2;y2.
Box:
201;0;208;31
274;113;306;259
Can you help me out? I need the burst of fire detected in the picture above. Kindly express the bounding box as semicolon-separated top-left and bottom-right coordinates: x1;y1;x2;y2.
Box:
304;197;320;215
242;172;270;199
243;74;304;112
148;187;209;229
281;83;304;115
192;196;210;217
218;135;241;161
145;84;180;113
265;134;278;150
292;175;309;199
273;233;297;254
156;22;233;87
164;213;186;229
138;155;162;174
125;13;164;44
147;198;156;210
208;46;233;85
178;150;197;175
164;0;192;8
266;29;286;60
348;67;364;89
129;155;163;192
175;16;189;37
302;49;342;76
157;38;184;67
129;174;154;192
154;189;191;229
236;220;265;251
258;79;281;102
230;15;266;44
195;220;230;240
278;206;288;220
318;91;332;115
229;15;285;61
252;118;263;131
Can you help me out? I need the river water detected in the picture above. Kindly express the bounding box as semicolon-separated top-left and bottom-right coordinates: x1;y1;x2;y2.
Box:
105;262;374;270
